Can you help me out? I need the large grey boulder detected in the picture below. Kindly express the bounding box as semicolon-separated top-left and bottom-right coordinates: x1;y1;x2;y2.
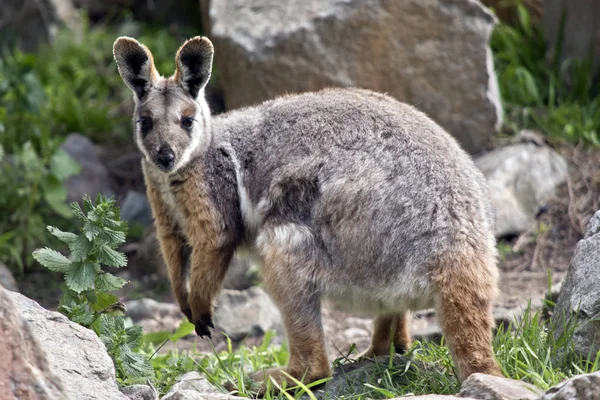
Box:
475;142;568;237
0;286;66;399
552;211;600;360
8;291;127;400
213;287;283;341
62;133;115;204
457;373;542;399
205;0;502;154
0;0;75;51
538;371;600;400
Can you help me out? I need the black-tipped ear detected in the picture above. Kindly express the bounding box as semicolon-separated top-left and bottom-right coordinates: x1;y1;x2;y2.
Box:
113;37;158;100
174;36;214;99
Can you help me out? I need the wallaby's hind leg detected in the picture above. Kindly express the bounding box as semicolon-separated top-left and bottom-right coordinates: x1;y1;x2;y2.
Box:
433;253;502;381
251;227;331;391
359;312;412;359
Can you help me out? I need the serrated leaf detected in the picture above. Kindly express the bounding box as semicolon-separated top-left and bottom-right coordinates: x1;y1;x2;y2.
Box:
83;195;95;213
120;346;154;379
68;234;93;261
83;221;101;241
65;262;98;293
70;202;86;220
47;226;78;244
101;227;126;245
50;148;80;181
125;325;143;348
97;243;127;268
32;248;72;272
95;273;127;292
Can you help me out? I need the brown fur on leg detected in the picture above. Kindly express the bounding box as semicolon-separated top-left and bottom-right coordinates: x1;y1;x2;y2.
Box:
433;251;502;382
146;178;190;317
253;234;331;392
171;170;234;337
359;312;412;359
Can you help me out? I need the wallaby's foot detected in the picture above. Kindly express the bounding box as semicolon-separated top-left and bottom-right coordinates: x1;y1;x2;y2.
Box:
358;312;412;360
434;252;503;381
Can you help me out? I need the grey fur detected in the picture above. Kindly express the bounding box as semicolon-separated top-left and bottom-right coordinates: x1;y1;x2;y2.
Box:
206;88;497;314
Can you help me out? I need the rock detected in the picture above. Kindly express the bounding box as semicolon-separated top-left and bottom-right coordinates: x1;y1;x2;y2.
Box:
8;290;127;399
206;0;502;154
162;392;245;400
538;371;600;400
457;373;542;399
0;0;76;51
552;211;600;359
543;0;600;83
213;287;283;341
121;384;159;400
160;372;245;400
0;286;67;399
125;298;185;333
62;133;115;204
121;190;153;227
133;227;166;277
0;261;18;292
73;0;201;30
475;143;568;237
223;257;259;290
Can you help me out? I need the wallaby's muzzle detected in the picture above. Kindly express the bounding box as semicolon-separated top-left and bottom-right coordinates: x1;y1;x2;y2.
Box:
156;145;175;172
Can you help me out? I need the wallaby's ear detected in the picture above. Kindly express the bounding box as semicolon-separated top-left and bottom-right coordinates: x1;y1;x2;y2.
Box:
174;36;214;99
113;37;159;101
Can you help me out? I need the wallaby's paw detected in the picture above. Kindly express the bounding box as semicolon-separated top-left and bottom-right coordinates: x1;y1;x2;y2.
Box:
193;313;214;338
181;306;193;323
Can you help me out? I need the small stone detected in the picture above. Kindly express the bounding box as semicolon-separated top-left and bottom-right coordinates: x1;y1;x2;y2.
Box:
344;327;369;340
121;190;153;227
213;287;283;341
475;143;568;237
160;372;228;400
121;384;159;400
458;373;542;400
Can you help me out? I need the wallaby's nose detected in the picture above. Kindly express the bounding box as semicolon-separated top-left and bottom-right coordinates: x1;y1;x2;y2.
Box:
157;146;175;170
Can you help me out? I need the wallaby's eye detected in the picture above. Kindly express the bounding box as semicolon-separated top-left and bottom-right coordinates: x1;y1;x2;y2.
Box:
181;116;195;130
137;117;153;137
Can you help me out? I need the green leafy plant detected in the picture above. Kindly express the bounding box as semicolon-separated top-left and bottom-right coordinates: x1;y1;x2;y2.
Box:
0;141;79;272
33;195;153;383
491;1;600;146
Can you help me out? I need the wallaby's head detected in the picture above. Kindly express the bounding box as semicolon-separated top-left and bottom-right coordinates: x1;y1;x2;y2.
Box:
113;36;214;174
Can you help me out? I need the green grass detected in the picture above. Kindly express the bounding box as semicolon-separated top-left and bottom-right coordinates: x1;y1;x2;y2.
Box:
141;305;599;399
491;1;600;146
